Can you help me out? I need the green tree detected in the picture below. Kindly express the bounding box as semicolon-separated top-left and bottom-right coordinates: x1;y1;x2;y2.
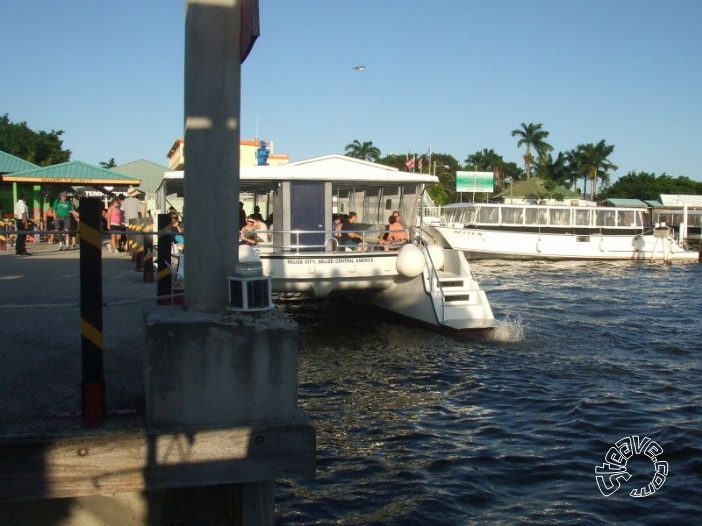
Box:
344;140;381;162
0;114;71;165
100;158;117;169
510;122;552;178
573;140;617;200
597;171;702;200
466;148;507;190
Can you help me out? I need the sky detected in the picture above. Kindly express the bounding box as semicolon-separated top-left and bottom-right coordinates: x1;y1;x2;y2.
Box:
2;0;701;181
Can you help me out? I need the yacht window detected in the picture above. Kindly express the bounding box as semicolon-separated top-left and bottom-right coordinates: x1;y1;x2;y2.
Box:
525;208;548;225
595;210;616;227
550;209;570;226
501;207;524;225
461;208;477;224
476;206;499;224
616;210;637;227
575;209;591;226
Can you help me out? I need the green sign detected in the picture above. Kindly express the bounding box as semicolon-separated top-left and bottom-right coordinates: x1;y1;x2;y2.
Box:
456;171;494;193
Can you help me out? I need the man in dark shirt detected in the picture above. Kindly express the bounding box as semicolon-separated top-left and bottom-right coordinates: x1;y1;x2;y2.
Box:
340;211;363;250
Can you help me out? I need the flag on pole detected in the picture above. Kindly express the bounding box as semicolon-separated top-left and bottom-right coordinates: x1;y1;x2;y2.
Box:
418;156;423;173
405;155;415;171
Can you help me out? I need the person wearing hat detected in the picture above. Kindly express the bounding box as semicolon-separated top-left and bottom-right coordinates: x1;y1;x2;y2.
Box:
53;191;78;251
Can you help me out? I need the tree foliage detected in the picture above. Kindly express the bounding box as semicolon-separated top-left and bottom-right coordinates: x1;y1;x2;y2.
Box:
344;140;381;162
350;128;702;206
571;140;617;200
510;122;552;178
0;114;71;166
597;172;702;200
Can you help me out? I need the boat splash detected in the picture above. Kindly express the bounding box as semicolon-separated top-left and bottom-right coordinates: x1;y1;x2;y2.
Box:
488;314;524;342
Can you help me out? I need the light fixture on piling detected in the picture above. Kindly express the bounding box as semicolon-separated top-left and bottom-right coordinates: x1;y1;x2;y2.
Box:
228;245;274;311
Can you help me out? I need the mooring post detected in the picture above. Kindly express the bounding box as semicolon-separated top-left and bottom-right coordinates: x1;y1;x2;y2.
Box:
0;219;7;251
78;197;106;428
143;220;154;283
156;213;173;305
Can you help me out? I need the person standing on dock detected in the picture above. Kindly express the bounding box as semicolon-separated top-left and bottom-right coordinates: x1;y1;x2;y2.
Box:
14;193;30;256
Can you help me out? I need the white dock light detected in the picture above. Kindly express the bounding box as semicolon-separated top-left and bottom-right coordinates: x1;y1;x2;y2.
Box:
228;246;274;311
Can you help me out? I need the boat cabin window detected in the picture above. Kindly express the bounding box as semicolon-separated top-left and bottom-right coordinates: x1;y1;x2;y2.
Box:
595;209;616;227
616;210;638;227
525;207;548;225
335;183;415;227
575;209;591;226
549;209;570;226
476;206;499;224
501;207;524;225
461;207;478;224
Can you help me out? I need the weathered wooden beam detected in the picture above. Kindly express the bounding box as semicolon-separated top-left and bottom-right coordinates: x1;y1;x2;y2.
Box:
0;421;315;503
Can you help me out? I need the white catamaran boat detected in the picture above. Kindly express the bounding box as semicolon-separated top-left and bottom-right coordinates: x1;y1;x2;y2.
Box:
425;202;699;262
158;155;495;336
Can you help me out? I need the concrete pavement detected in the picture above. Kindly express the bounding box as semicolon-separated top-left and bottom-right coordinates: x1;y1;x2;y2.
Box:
0;240;159;434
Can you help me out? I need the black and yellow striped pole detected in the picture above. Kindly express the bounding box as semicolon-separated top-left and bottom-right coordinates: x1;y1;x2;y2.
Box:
0;219;7;251
157;213;173;305
134;219;145;271
79;197;105;428
143;220;154;283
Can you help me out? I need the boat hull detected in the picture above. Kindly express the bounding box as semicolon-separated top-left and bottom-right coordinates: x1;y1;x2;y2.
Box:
259;247;495;335
430;226;699;262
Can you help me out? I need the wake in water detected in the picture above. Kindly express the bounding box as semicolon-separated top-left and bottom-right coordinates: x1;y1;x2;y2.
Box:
488;313;524;342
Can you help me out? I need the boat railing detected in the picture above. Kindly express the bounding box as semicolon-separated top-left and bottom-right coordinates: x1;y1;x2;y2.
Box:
418;239;447;323
252;227;411;254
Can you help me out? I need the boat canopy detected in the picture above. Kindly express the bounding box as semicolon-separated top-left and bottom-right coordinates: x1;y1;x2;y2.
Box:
156;154;439;230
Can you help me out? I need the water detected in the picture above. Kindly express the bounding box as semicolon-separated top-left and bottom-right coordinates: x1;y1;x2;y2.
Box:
274;260;702;525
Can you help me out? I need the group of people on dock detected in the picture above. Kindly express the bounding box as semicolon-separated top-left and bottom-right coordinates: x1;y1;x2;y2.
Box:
13;191;80;256
11;188;145;256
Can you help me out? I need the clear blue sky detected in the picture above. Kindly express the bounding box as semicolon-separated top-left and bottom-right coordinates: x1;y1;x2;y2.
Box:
2;0;701;181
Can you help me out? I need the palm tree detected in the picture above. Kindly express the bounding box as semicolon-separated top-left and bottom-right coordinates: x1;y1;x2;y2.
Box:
344;140;381;162
100;157;117;169
573;140;617;200
465;148;506;190
510;123;553;178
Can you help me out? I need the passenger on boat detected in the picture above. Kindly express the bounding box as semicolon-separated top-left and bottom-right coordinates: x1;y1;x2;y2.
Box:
333;214;346;238
340;212;363;251
240;216;259;246
392;210;407;229
379;214;409;250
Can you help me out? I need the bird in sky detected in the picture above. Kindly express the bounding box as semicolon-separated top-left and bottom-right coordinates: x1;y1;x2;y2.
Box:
352;65;366;71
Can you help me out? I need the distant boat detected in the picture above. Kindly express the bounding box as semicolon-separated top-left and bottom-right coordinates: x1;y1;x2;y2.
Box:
158;155;495;336
423;202;699;262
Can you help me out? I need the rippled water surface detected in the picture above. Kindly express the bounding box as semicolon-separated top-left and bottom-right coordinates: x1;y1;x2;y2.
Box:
275;260;702;525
